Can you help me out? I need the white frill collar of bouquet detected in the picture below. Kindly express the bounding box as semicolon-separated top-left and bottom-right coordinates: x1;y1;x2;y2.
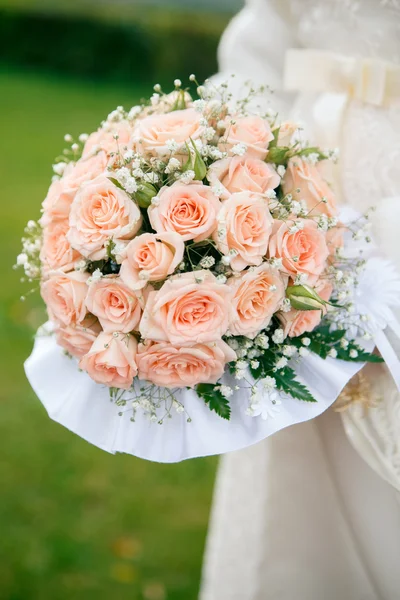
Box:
25;207;400;463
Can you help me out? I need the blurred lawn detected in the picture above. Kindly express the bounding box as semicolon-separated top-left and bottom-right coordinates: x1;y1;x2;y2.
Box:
0;68;217;600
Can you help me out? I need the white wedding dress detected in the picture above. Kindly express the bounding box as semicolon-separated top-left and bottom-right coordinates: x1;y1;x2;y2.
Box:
200;1;400;599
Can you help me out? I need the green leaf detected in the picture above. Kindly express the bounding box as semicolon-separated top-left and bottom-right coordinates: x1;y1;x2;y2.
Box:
269;126;280;149
170;89;187;111
134;182;157;208
196;383;231;420
294;146;328;160
267;146;290;165
274;367;317;402
337;347;384;363
182;138;207;180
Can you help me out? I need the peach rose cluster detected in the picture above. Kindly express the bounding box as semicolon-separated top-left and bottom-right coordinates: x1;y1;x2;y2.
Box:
38;96;342;394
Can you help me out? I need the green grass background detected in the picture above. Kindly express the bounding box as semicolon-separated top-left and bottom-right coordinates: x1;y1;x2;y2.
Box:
0;68;217;600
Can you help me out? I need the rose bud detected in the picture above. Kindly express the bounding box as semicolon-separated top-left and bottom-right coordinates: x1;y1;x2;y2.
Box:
286;284;329;311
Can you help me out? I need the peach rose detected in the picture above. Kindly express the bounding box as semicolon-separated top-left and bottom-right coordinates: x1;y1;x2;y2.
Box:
214;192;273;271
139;270;233;345
41;271;89;326
79;331;138;389
326;223;345;257
207;156;280;200
277;121;298;147
227;263;286;337
132;108;203;158
278;279;333;338
63;152;108;191
41;178;75;225
40;219;81;274
282;157;337;217
119;232;184;290
85;275;142;333
268;219;329;284
148;182;220;242
82;121;133;158
137;339;236;388
68;175;142;260
218;115;273;160
56;318;102;358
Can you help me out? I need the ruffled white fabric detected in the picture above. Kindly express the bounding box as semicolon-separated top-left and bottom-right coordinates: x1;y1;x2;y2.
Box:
25;328;367;463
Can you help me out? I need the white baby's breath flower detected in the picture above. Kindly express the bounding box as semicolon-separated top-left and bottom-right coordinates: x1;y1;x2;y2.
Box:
129;106;142;119
179;170;195;184
275;356;288;369
165;157;181;174
87;269;103;285
349;349;358;358
143;172;159;184
216;274;227;284
227;338;239;351
301;337;311;346
17;253;28;266
218;385;233;398
211;183;224;197
255;334;269;349
193;99;206;112
283;345;297;357
277;165;286;177
289;220;304;234
166;139;179;153
328;348;338;358
208;147;224;160
199;256;215;269
52;162;67;176
294;273;309;286
74;259;87;272
123;149;135;162
269;257;283;269
204;127;216;141
272;329;285;344
231;142;247;156
115;167;130;184
124;177;138;194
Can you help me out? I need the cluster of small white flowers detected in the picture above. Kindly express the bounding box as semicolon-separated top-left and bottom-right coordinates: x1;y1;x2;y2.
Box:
178;170;196;184
16;220;42;282
231;142;247;156
106;105;125;123
115;167;138;195
199;256;216;269
288;220;304;234
165;157;181;174
272;328;285;344
216;385;234;398
86;269;103;285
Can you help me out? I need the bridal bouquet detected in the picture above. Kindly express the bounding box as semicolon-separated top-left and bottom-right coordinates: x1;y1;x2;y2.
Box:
20;78;400;461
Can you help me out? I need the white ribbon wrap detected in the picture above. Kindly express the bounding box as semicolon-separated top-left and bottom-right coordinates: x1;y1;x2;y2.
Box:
25;331;368;463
